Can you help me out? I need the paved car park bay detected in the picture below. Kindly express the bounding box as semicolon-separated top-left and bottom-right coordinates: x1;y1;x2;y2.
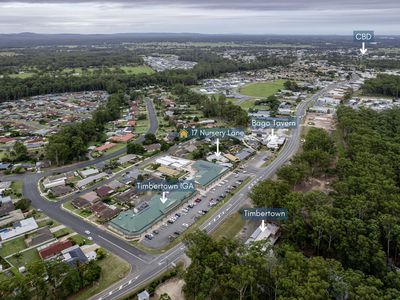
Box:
141;171;249;248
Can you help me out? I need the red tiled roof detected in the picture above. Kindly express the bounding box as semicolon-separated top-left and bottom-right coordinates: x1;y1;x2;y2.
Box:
0;137;16;143
96;143;116;152
39;240;73;259
91;202;108;213
111;133;134;143
96;186;113;198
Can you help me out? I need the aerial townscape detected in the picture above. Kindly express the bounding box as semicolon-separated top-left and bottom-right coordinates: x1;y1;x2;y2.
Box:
0;1;400;300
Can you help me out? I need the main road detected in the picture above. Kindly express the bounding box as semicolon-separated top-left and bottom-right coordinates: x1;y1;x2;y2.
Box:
0;83;342;299
91;81;343;300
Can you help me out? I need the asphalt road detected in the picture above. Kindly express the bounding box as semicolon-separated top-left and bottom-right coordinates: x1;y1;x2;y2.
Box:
0;83;342;300
1;98;159;267
92;81;344;300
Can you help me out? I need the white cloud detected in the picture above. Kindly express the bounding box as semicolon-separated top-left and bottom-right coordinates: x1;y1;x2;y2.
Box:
0;1;398;34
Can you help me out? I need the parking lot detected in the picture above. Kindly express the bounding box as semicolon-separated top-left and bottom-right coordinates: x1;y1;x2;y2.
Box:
141;171;249;248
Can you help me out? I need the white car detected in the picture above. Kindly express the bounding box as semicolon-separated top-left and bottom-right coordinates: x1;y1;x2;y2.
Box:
87;236;93;241
84;230;91;235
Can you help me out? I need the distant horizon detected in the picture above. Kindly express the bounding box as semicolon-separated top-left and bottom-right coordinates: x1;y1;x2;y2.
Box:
2;32;399;37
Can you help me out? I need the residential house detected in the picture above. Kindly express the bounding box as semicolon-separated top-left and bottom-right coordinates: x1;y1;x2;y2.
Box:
39;240;74;260
0;217;39;240
96;186;114;198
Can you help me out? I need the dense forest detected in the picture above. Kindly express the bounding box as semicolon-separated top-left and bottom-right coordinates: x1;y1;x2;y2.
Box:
362;74;400;97
0;53;294;102
183;107;400;299
0;48;143;71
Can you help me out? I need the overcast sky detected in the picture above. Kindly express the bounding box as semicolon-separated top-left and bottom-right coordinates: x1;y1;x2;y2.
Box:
0;0;399;34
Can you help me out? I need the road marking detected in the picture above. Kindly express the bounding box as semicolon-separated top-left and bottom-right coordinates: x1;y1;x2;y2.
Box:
98;235;147;263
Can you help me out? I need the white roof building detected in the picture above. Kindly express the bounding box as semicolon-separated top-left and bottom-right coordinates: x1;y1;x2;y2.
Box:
0;217;38;240
43;175;66;189
245;223;280;246
76;172;108;189
155;155;191;169
79;168;99;178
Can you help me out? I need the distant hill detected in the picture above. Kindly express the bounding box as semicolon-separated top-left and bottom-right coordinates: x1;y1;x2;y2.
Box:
0;32;399;48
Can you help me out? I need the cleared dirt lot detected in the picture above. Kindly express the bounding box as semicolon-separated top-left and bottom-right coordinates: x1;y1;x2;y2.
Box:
151;277;186;300
305;113;335;131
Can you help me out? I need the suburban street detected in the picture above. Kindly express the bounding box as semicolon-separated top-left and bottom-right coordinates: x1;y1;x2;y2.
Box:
90;81;343;300
0;82;342;300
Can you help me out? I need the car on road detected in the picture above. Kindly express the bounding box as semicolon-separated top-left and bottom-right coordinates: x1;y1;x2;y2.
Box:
84;230;91;235
174;231;181;236
152;230;159;235
87;236;93;241
182;223;189;228
145;234;154;240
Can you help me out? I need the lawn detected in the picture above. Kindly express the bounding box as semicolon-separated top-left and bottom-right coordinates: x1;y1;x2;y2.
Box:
119;65;155;75
9;72;35;79
0;237;27;257
63;201;78;213
7;248;41;269
71;253;130;300
53;227;72;238
69;234;94;246
211;211;245;240
103;143;127;155
11;181;23;196
239;80;285;98
239;99;257;110
134;119;150;135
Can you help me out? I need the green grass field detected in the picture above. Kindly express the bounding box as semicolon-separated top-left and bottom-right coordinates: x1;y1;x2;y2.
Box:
134;119;150;135
9;72;35;79
119;65;155;75
0;237;27;257
239;99;257;110
239;80;285;98
211;211;245;240
7;248;41;269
